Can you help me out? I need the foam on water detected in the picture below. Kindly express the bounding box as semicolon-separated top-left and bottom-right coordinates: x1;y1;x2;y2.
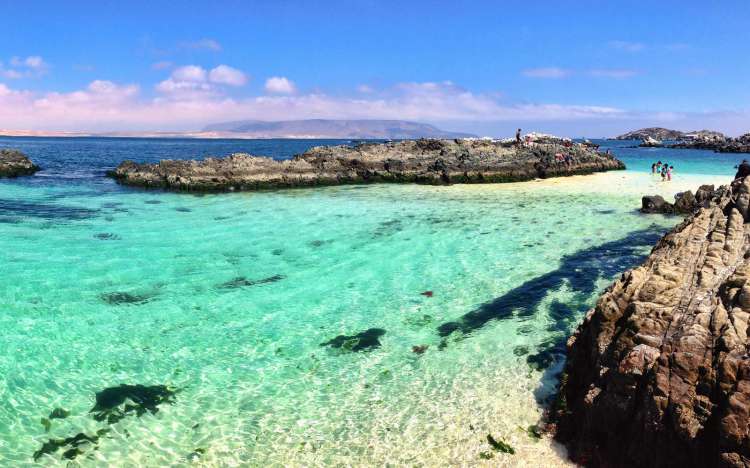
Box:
0;137;740;466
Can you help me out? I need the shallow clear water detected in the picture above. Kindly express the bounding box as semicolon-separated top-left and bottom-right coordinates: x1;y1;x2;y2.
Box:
0;137;739;466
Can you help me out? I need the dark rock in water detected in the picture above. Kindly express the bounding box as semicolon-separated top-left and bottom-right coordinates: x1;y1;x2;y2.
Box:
107;138;625;192
641;195;673;214
513;346;529;356
487;434;515;454
94;232;121;240
411;345;429;354
217;274;285;289
555;176;750;467
0;149;40;178
144;199;162;204
100;291;152;305
90;384;176;424
420;290;434;297
49;407;70;420
320;328;386;352
174;207;192;212
642;185;725;216
33;430;106;461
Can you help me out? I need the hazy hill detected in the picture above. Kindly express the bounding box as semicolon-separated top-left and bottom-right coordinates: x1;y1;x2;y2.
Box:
202;119;477;139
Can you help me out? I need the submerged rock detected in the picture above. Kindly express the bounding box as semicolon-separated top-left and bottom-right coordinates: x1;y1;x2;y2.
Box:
320;328;386;352
555;176;750;467
100;291;153;305
0;149;39;178
107;138;625;192
217;274;285;289
90;384;176;424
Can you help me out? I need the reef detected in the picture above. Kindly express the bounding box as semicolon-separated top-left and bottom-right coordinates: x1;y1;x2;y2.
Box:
320;328;386;352
107;138;625;192
0;149;39;177
555;176;750;467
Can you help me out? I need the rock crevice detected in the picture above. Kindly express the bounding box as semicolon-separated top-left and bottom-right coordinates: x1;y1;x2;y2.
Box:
556;177;750;467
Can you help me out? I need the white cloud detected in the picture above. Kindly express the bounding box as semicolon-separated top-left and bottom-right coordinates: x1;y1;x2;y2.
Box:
209;65;247;86
357;84;374;93
171;65;207;82
265;76;296;94
609;41;645;52
179;38;222;51
3;78;749;136
521;67;572;79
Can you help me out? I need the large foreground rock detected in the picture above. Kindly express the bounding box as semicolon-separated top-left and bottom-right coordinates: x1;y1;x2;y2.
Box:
0;149;39;177
107;138;625;191
555;176;750;467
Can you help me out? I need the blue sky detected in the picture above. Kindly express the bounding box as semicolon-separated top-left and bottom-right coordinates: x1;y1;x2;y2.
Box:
1;0;749;136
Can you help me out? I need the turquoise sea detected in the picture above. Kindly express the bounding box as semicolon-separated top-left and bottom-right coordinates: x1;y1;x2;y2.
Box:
0;137;740;466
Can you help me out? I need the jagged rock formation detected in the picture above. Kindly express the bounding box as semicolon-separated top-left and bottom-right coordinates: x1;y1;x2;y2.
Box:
108;138;625;192
615;128;685;141
0;149;39;177
639;136;664;148
641;185;724;215
556;176;750;467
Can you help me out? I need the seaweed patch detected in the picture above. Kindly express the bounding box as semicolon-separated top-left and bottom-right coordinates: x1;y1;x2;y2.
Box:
320;328;386;352
90;384;176;424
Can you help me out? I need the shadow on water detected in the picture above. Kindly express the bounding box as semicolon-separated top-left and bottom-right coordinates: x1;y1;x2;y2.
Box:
435;225;668;404
437;225;665;338
0;198;98;220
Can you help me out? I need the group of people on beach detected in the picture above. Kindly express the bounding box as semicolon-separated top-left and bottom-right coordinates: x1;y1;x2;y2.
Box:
651;160;674;181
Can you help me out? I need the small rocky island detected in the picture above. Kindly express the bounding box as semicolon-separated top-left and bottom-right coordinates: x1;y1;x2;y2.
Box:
555;176;750;467
108;138;624;191
0;149;39;177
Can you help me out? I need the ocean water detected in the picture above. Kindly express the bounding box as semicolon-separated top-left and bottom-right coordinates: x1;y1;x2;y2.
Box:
0;137;739;466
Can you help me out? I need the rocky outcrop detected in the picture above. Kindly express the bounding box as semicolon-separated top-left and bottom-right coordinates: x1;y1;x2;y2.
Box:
641;185;724;215
0;149;39;177
639;136;664;147
107;138;625;191
670;133;750;153
615;128;685;141
555;176;750;467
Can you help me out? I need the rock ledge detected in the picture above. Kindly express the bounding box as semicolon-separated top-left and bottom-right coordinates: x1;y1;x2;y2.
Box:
107;138;625;191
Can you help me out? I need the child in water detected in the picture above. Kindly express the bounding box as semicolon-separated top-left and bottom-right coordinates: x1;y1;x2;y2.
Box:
667;165;673;181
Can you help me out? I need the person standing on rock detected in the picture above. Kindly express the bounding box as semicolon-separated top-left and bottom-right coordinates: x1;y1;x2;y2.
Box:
735;159;750;180
515;128;522;146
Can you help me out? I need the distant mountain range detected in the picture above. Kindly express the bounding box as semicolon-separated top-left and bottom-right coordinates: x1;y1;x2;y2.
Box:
201;119;477;139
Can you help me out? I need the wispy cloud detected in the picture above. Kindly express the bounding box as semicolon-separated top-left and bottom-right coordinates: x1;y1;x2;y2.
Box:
588;68;640;79
357;84;374;93
151;61;173;70
521;67;572;79
265;76;297;94
0;55;49;79
179;38;222;52
609;40;645;52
